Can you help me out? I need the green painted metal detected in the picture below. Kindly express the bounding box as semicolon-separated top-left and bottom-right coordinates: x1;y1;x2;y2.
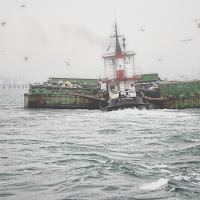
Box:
159;81;200;98
163;97;200;109
137;73;160;82
159;80;200;109
24;93;101;109
25;78;104;109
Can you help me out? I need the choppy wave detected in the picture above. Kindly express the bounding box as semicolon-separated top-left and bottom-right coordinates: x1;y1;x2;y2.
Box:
0;89;200;199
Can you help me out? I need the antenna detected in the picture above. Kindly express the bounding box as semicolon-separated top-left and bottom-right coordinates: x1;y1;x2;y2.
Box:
114;12;116;22
110;15;124;38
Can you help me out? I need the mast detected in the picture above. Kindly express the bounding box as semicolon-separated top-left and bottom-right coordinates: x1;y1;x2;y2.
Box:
111;21;125;85
114;21;123;59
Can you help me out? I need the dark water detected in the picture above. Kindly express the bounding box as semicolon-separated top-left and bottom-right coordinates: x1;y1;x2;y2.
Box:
0;89;200;200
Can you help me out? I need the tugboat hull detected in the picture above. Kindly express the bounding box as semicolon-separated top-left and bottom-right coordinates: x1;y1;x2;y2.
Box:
102;97;149;111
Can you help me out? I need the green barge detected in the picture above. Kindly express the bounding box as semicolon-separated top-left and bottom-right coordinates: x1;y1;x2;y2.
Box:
24;74;200;110
24;77;107;109
159;80;200;109
136;74;200;109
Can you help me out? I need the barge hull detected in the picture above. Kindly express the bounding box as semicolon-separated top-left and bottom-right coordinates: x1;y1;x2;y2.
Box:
159;81;200;109
137;77;200;109
164;97;200;109
24;78;107;109
24;94;103;109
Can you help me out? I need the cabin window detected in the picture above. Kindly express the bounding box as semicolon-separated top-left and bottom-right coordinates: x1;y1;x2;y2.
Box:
108;58;115;65
124;56;130;64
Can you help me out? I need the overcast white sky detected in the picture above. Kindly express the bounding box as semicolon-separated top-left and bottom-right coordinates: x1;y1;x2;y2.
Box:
0;0;200;82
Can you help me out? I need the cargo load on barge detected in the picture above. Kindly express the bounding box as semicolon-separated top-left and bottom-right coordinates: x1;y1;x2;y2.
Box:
24;77;107;109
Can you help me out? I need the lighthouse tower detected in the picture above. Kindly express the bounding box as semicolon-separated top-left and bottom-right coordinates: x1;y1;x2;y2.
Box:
101;22;148;110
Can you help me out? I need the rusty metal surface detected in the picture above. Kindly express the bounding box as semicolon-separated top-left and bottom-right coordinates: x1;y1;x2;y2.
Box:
60;90;106;101
24;93;104;109
164;97;200;109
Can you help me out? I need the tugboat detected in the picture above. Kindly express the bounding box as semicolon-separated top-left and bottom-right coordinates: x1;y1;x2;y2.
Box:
100;21;149;111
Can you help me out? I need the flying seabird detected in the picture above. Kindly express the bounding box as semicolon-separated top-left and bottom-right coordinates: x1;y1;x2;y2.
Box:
157;59;162;61
180;38;194;42
106;42;111;51
179;74;185;78
25;57;28;61
20;5;26;8
140;28;145;32
66;61;69;66
192;19;200;28
193;19;200;22
1;22;6;26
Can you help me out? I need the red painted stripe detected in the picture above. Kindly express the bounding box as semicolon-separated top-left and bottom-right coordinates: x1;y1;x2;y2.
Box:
118;70;124;81
127;78;142;81
145;96;165;100
115;52;123;58
60;90;106;101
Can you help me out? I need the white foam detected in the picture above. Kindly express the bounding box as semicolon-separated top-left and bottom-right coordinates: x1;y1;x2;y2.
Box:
191;181;200;186
174;173;200;182
144;163;168;169
160;169;171;174
174;175;190;181
140;178;169;190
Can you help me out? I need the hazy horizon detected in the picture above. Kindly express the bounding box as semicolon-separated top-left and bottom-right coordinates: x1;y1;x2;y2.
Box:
0;0;200;83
